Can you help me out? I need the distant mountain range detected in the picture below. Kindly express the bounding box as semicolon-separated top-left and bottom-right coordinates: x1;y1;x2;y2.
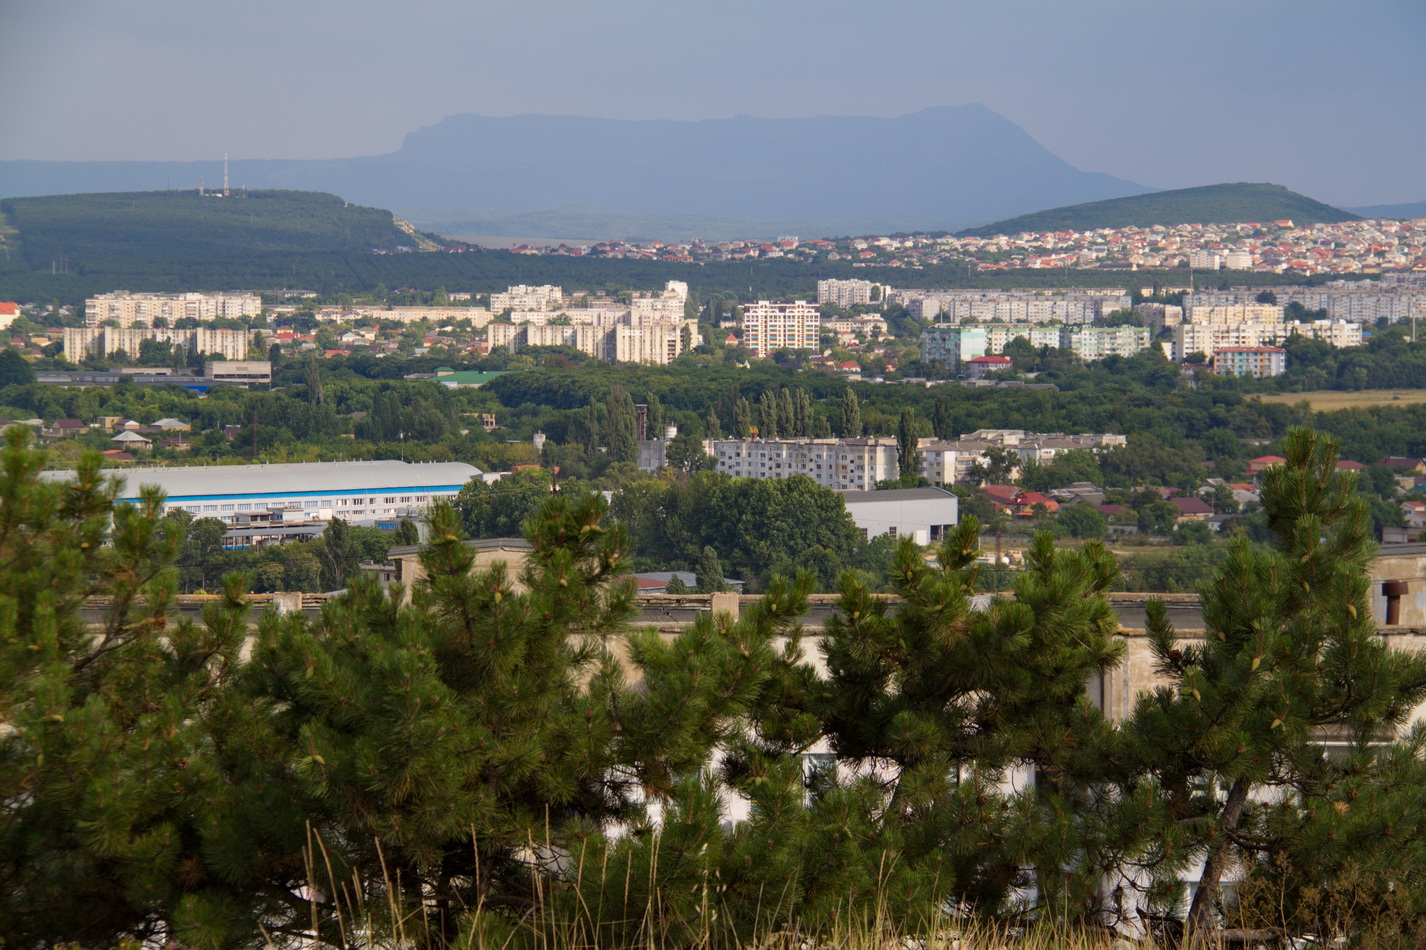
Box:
1346;200;1426;220
0;106;1152;239
956;183;1359;238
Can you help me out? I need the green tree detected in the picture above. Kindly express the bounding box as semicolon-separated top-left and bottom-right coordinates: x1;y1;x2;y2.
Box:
319;516;359;589
966;445;1020;486
605;386;637;462
733;396;752;438
1129;428;1426;934
777;388;795;437
1136;498;1179;536
777;524;1137;919
705;408;723;439
644;391;663;438
793;387;812;437
1057;501;1108;539
230;496;798;948
758;390;778;437
393;518;420;546
694;545;729;593
0;349;36;387
455;468;553;538
896;407;918;480
665;430;714;474
840;389;861;438
0;429;249;947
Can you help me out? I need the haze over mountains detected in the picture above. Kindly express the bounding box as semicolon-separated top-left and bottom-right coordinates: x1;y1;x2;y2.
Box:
0;105;1154;240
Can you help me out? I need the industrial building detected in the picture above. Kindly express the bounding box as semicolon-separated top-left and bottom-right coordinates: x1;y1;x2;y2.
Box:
41;460;481;537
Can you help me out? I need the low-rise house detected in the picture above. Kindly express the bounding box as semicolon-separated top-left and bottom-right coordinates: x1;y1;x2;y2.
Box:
42;419;87;439
1248;455;1286;476
110;431;152;450
1170;497;1215;522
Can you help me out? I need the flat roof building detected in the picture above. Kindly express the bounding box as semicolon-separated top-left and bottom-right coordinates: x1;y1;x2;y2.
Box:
41;459;480;525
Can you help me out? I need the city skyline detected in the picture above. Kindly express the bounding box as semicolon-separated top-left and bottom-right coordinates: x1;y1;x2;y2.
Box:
1;0;1423;208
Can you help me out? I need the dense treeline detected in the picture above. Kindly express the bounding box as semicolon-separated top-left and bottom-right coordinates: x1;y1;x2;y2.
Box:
0;190;420;266
0;239;1339;311
5;428;1426;949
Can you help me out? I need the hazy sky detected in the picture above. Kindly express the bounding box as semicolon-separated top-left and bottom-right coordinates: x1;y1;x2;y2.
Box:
2;0;1422;206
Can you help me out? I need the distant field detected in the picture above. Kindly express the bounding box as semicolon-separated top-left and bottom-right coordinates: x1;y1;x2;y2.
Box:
1255;389;1426;411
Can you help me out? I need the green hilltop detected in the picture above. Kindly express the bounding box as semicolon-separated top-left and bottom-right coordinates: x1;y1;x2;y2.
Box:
956;182;1359;238
0;189;442;269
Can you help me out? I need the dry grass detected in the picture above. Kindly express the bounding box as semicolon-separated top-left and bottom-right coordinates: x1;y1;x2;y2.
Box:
1253;389;1426;411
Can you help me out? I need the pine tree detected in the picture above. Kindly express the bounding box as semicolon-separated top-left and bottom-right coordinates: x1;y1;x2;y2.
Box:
220;496;795;948
0;429;250;947
1130;428;1426;935
840;389;861;438
724;522;1138;924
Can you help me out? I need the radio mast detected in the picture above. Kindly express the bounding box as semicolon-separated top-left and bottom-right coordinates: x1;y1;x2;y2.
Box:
223;153;230;197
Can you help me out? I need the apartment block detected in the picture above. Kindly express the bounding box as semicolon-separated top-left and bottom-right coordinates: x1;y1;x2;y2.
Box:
917;430;1127;487
897;290;1130;326
1059;326;1151;360
85;291;261;328
488;316;699;365
704;437;901;491
489;285;565;313
1212;346;1286;378
1184;286;1426;324
1172;320;1361;360
817;279;887;308
1186;304;1285;325
64;327;262;362
740;301;820;357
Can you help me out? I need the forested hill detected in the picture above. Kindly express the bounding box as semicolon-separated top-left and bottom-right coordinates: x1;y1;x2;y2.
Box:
0;190;438;268
957;182;1359;237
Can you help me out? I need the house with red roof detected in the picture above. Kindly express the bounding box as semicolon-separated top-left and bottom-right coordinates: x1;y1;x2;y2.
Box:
982;485;1059;518
1248;455;1286;475
965;355;1014;379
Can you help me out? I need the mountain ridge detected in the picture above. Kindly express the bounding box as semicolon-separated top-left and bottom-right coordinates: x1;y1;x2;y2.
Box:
0;106;1149;238
956;182;1358;238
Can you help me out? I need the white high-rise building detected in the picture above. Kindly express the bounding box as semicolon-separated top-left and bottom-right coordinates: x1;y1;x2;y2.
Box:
740;301;820;357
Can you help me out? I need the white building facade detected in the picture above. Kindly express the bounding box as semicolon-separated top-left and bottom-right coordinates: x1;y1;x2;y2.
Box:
740;301;821;357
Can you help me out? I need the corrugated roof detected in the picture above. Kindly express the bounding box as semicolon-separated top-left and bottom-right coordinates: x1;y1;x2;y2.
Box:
41;460;482;502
